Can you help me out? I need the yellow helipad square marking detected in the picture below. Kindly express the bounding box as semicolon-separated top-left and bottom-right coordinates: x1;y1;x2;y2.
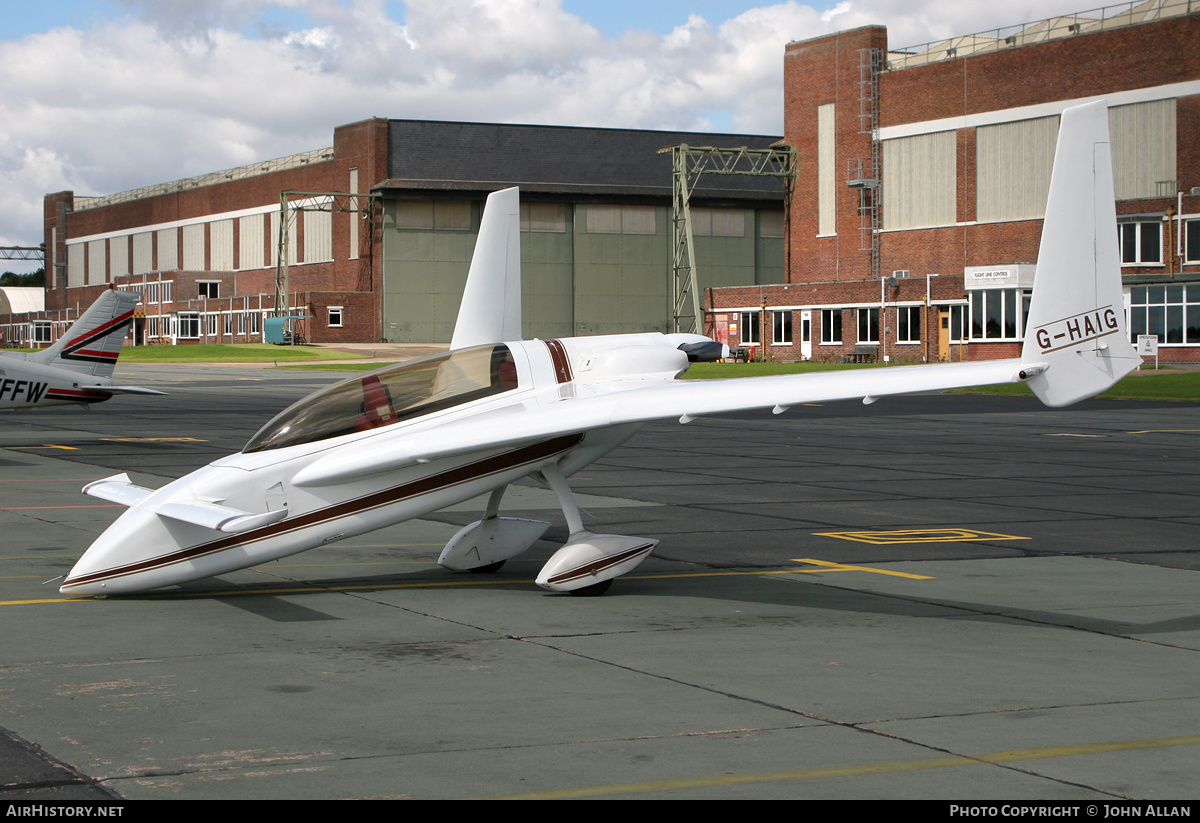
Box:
813;528;1030;545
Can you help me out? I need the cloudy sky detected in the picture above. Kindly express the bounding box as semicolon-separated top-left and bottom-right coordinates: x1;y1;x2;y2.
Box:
2;0;1099;271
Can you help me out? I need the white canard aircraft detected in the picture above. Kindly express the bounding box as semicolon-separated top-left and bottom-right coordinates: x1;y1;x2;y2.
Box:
61;101;1140;598
1;287;163;411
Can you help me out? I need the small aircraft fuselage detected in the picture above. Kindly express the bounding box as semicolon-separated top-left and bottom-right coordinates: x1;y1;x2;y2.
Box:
61;333;701;595
0;357;115;410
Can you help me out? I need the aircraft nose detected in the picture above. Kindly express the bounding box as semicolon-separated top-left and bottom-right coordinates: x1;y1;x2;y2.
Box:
59;508;177;596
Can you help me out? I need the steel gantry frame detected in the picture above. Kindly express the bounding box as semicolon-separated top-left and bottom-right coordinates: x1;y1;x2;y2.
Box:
0;247;44;262
275;190;381;318
658;144;796;335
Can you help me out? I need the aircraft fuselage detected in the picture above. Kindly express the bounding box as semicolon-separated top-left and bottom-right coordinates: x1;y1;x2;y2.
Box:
60;334;683;595
0;356;115;410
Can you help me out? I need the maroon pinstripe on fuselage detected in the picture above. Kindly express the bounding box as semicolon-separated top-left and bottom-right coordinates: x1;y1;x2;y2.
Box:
543;339;573;384
542;542;656;587
61;433;585;592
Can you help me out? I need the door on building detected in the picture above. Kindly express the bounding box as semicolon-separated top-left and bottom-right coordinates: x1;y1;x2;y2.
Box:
800;310;812;360
938;308;950;362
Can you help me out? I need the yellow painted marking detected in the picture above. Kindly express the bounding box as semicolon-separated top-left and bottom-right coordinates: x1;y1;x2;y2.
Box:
100;437;208;443
814;528;1029;545
790;558;934;579
481;735;1200;799
5;445;79;451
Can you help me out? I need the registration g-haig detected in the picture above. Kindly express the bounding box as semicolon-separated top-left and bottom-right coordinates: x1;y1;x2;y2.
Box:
1034;306;1121;354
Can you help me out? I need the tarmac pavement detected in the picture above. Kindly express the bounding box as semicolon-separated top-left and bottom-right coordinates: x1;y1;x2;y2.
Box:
0;362;1197;800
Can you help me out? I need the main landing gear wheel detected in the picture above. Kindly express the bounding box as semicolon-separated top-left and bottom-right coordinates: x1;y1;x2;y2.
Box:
534;464;658;596
567;579;612;597
467;560;506;574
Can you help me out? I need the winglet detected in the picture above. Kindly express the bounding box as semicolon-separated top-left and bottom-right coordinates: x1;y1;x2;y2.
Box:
1021;100;1140;407
450;187;522;349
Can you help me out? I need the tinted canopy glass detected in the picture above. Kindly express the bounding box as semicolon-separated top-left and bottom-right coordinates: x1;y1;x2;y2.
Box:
244;344;518;453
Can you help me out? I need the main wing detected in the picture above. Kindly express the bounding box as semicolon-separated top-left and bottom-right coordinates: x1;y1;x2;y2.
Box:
292;357;1032;486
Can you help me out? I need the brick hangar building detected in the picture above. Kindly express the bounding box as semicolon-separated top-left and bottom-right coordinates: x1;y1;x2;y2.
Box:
34;121;784;347
710;0;1200;364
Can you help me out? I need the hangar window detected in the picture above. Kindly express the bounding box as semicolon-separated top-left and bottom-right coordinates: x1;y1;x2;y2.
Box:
883;131;956;229
820;309;842;344
244;344;519;453
896;306;921;343
772;311;792;345
586;206;656;235
693;208;745;238
1110;100;1176;201
1129;285;1200;345
760;210;784;238
32;321;52;345
328;306;343;328
977;116;1057;222
198;281;220;299
397;200;471;231
520;203;566;233
857;308;879;344
621;206;656;234
1119;221;1162;265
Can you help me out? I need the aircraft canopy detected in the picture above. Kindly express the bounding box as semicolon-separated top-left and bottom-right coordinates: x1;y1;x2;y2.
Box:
243;344;518;453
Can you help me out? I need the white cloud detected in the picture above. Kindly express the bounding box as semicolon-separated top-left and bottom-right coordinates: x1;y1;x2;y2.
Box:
0;0;1119;250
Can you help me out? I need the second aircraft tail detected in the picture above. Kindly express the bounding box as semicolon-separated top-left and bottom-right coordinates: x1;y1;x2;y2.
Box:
30;288;140;380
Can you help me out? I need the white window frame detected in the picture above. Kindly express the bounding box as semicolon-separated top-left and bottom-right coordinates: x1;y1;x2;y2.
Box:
1129;284;1200;346
857;307;879;345
176;312;200;339
948;304;968;343
739;311;760;346
771;311;792;345
820;309;842;345
969;289;1028;342
1119;220;1163;266
896;306;921;344
1186;219;1200;264
144;280;174;305
328;306;344;328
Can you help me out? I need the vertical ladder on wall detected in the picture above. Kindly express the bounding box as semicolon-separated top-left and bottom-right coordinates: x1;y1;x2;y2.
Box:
847;47;883;281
